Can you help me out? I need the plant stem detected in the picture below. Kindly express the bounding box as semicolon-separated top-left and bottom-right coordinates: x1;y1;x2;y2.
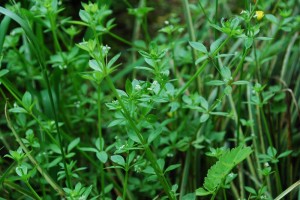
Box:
177;36;231;97
4;102;65;197
181;0;202;92
25;181;42;200
97;85;105;199
105;76;175;200
179;149;191;199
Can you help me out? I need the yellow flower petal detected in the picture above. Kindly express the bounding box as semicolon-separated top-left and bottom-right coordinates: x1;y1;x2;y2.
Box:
256;11;264;21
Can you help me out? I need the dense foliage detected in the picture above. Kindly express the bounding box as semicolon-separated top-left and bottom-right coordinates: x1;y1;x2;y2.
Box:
1;0;300;199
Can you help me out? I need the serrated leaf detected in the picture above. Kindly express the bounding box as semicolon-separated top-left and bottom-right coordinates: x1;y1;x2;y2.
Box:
198;145;252;194
182;193;196;200
189;41;207;54
195;187;212;196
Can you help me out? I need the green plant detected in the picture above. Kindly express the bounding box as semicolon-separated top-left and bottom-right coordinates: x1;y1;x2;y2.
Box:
1;0;300;199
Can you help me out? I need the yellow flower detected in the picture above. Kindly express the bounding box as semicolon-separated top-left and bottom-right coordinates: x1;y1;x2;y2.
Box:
256;11;264;21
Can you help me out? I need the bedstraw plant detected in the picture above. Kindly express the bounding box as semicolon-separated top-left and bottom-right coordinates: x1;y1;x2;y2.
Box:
0;0;300;199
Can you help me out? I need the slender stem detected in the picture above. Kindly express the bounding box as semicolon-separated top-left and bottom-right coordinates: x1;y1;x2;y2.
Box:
108;31;145;50
25;181;42;200
179;149;191;199
123;162;129;200
4;102;65;197
97;85;105;199
105;76;175;200
181;0;201;92
215;0;218;40
176;36;231;97
274;180;300;200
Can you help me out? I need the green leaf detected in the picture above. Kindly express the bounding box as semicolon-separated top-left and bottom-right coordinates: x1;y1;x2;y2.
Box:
9;107;28;114
22;91;32;110
245;37;253;49
232;80;249;85
200;113;209;123
224;86;232;95
210;38;223;53
0;69;9;77
220;67;231;79
164;164;181;173
256;37;273;41
107;53;121;69
111;155;125;167
182;193;196;200
97;151;108;163
89;59;102;71
195;55;208;64
265;14;279;24
68;137;80;152
127;130;141;144
195;187;212;196
147;126;162;144
189;41;207;54
196;145;252;195
278;150;292;159
125;79;132;95
267;147;277;157
245;186;257;195
79;10;90;23
206;80;225;86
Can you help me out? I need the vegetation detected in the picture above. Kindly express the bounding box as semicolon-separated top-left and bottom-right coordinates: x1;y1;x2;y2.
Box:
0;0;300;199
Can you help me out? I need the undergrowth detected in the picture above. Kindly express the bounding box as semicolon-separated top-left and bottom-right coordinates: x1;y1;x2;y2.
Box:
0;0;300;199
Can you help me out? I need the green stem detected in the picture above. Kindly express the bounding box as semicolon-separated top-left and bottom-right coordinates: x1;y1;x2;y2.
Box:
179;149;191;199
4;103;65;197
181;0;201;92
97;85;105;199
260;109;283;193
108;31;145;50
176;36;230;97
25;181;42;200
215;0;218;40
105;76;175;200
123;164;129;200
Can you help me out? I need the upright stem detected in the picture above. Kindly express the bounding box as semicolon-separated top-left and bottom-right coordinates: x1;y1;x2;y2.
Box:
97;85;105;198
4;103;65;197
105;76;175;200
181;0;201;92
176;36;231;97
